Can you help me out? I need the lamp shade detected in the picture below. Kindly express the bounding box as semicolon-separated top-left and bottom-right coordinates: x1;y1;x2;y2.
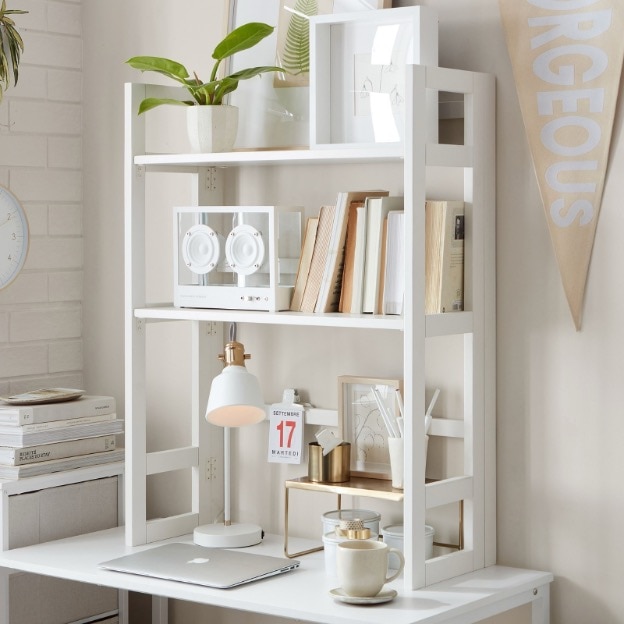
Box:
206;364;265;427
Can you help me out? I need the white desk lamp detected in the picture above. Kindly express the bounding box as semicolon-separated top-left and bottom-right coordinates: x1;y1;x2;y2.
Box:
193;336;265;548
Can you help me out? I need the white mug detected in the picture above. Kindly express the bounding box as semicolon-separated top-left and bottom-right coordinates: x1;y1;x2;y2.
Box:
336;540;404;597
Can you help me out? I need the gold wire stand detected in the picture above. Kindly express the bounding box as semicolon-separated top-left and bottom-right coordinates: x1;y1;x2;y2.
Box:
283;476;404;558
283;476;464;558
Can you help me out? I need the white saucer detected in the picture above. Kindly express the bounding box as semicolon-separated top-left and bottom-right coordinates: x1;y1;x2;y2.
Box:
330;588;397;605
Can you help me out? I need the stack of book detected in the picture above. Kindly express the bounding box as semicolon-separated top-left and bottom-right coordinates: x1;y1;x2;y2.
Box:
0;394;124;480
290;189;395;314
290;193;465;316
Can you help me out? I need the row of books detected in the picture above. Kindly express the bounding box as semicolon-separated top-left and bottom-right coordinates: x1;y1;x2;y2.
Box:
290;191;465;316
0;394;124;480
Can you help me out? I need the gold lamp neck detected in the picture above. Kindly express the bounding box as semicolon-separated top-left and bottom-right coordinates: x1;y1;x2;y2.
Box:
218;341;251;367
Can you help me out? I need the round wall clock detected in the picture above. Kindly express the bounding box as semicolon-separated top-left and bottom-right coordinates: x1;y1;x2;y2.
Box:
0;185;29;290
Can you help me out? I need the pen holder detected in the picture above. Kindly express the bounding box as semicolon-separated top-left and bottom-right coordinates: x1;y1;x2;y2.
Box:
308;442;351;483
387;437;404;489
388;435;429;489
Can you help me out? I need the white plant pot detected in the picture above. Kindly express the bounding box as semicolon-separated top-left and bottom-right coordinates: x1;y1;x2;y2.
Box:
187;105;239;153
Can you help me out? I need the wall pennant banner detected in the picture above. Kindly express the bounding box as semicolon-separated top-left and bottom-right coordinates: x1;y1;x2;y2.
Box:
499;0;624;330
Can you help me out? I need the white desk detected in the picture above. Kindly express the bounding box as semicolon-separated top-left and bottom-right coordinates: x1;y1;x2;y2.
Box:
0;527;552;624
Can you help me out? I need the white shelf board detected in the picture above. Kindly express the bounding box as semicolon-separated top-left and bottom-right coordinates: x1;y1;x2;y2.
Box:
135;306;473;336
135;146;404;168
426;312;473;336
135;305;403;330
0;527;552;624
133;144;471;170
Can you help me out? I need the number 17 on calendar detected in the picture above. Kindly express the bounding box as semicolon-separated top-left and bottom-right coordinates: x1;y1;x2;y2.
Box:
267;402;304;465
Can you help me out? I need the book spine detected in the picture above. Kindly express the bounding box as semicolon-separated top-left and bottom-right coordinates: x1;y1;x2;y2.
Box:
0;419;124;448
7;435;118;466
0;396;115;426
0;448;125;479
0;412;117;434
0;408;34;426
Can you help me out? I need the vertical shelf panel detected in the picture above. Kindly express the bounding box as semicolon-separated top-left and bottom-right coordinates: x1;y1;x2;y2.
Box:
403;64;429;590
124;83;148;546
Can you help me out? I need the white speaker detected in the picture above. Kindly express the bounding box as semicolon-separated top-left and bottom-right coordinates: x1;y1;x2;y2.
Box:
182;224;222;275
174;206;303;311
225;223;265;276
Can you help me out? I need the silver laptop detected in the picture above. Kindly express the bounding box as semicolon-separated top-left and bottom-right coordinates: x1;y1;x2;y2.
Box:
99;542;300;589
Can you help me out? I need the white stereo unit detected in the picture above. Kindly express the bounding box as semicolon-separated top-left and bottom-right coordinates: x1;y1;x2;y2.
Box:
174;206;303;311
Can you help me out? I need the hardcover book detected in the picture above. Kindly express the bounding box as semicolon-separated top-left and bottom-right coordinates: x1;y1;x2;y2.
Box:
0;417;123;448
381;211;406;315
338;201;364;313
362;196;404;313
0;412;117;433
299;205;336;313
425;200;465;314
0;434;117;466
0;395;116;426
0;448;124;479
290;216;319;312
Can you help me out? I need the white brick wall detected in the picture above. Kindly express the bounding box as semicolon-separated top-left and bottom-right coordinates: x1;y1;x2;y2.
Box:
0;0;84;395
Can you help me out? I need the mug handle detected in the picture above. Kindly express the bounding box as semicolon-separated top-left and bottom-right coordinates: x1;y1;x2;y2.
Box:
385;547;405;583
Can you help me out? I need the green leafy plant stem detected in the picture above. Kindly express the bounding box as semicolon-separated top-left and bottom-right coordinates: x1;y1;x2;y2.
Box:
127;22;284;111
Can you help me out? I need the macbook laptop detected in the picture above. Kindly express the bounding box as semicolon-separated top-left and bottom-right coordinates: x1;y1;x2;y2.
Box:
99;542;300;589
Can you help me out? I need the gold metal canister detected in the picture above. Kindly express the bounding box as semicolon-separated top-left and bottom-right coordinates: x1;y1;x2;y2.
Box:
308;442;351;483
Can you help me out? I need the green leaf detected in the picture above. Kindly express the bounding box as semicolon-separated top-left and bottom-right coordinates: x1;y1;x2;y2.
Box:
6;24;23;83
211;77;241;105
281;0;316;74
228;65;284;81
212;22;274;61
137;97;193;114
126;56;190;83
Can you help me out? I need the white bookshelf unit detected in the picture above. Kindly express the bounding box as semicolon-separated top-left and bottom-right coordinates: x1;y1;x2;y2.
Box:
0;61;553;624
123;62;498;590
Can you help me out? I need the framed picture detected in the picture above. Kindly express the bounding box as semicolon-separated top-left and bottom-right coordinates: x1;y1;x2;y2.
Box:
338;375;402;479
309;6;438;149
226;0;391;150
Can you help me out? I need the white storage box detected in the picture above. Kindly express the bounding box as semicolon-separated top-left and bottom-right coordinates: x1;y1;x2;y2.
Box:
1;475;121;624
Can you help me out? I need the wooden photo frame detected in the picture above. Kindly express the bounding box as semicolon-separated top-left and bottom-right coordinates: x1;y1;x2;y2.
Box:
309;6;438;149
225;0;390;150
338;375;402;479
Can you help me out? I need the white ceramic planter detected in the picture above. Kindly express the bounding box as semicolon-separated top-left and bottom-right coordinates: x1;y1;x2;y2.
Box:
187;105;239;153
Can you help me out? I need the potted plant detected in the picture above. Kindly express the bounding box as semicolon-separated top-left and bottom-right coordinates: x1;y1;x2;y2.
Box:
0;0;28;102
126;22;283;153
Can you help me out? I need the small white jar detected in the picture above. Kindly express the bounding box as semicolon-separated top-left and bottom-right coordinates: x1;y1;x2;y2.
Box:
382;524;435;569
321;509;381;537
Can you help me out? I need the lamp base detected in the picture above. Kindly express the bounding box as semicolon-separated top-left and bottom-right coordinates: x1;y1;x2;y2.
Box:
193;523;263;548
